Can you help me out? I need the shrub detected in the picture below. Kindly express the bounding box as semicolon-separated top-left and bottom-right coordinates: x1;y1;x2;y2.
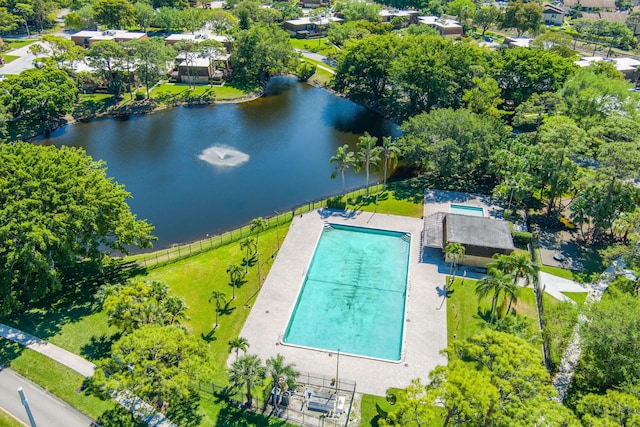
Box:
513;231;533;244
135;91;146;101
327;197;347;209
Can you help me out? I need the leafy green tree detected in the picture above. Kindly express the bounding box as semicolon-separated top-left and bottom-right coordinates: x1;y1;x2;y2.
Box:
473;5;502;37
531;32;576;58
126;38;175;99
327;20;371;46
560;67;638;130
266;354;299;410
398;108;509;181
0;143;154;315
92;324;210;425
229;354;266;407
64;6;97;31
209;290;227;328
380;136;401;190
575;290;640;396
462;76;505;118
475;268;511;322
390;34;488;116
1;67;78;121
495;47;576;106
133;1;154;32
576;390;640;426
38;35;85;70
334;0;381;22
93;0;136;29
231;24;294;85
228;336;249;361
446;0;475;33
153;6;183;32
535;115;587;216
332;34;397;109
294;60;316;82
13;2;33;36
87;40;125;84
100;279;188;333
501;0;543;36
356;132;381;198
330;144;357;194
0;7;18;36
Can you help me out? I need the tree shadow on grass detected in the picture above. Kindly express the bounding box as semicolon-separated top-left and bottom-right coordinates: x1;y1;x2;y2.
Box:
81;332;122;362
0;259;145;342
201;330;218;343
216;404;289;427
0;340;25;368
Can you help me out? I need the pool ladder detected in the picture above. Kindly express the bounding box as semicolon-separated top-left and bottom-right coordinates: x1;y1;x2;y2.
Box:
401;233;411;243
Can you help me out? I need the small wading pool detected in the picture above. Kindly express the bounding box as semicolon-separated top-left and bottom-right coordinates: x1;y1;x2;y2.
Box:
282;224;411;361
450;204;485;217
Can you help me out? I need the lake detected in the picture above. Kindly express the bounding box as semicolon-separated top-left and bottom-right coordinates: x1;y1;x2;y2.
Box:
36;77;399;250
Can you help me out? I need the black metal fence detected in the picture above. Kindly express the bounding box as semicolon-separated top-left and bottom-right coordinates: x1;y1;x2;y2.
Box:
195;372;357;427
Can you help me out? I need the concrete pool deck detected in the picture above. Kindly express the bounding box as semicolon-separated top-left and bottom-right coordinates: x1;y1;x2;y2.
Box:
236;208;448;396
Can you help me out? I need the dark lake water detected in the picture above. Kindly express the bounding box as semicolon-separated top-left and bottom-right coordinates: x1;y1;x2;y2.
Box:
36;77;399;250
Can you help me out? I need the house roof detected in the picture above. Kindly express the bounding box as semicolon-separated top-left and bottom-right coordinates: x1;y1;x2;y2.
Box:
165;33;232;43
418;16;462;28
574;56;640;71
598;11;629;22
581;12;601;19
445;214;515;252
71;30;146;40
505;36;533;47
544;3;566;14
567;0;616;8
379;9;419;17
285;16;343;26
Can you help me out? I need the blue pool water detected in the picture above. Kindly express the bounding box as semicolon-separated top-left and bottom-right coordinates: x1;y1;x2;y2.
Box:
283;224;410;361
450;204;485;217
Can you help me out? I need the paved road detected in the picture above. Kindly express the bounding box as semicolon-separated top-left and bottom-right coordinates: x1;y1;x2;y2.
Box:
539;271;587;303
0;42;47;75
0;368;94;427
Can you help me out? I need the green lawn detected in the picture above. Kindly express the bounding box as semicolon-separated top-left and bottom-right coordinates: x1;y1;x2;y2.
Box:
5;347;115;421
0;408;23;427
3;39;36;50
290;37;338;57
307;63;334;86
150;82;257;102
540;265;576;281
1;54;18;64
359;388;445;427
300;55;335;72
561;291;588;306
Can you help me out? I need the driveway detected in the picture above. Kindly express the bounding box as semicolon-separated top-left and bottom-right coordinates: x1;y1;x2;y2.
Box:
0;42;46;75
0;368;94;427
538;272;587;303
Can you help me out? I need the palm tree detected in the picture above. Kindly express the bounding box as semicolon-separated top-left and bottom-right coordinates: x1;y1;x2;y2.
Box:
162;295;188;325
239;237;256;273
381;136;401;190
445;242;466;278
475;268;511;323
487;252;539;313
356;132;382;198
503;280;521;315
251;218;268;287
226;263;245;300
266;354;299;411
228;336;250;361
229;354;266;408
330;144;357;194
209;290;227;328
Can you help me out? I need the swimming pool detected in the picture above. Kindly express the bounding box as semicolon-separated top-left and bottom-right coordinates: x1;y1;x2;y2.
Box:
450;204;485;217
282;224;410;361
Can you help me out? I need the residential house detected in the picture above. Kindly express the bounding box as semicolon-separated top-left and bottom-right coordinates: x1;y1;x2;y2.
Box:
417;16;463;37
70;30;148;48
283;16;343;38
379;9;420;26
562;0;616;10
575;56;640;81
174;51;231;84
543;3;566;25
165;33;234;53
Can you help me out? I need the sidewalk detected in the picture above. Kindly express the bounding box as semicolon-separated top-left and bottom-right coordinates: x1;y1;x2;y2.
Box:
0;323;176;427
538;272;587;304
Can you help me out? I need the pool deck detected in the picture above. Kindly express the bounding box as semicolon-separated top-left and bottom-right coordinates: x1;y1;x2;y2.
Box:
236;208;448;397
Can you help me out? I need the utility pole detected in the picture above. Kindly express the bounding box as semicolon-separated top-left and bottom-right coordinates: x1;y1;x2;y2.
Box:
18;387;37;427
